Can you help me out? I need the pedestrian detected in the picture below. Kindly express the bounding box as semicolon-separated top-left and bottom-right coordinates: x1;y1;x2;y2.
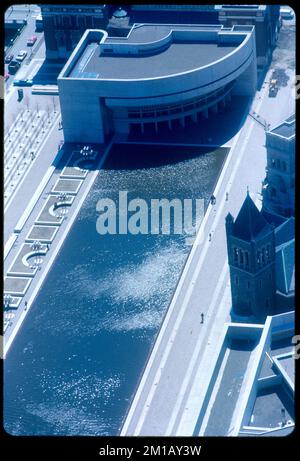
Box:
226;192;229;201
209;233;212;242
24;301;28;311
200;313;204;324
46;244;50;251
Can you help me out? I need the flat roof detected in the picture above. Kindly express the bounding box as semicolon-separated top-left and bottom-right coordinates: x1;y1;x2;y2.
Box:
271;119;295;138
78;42;236;80
68;24;242;80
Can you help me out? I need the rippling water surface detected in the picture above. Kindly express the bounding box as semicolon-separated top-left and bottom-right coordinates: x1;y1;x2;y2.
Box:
4;143;227;435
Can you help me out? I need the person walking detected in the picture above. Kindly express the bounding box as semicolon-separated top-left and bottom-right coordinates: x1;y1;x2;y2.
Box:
226;192;229;201
209;233;212;242
200;313;204;324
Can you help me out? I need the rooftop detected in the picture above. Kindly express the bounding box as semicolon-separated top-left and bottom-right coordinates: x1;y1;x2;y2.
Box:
270;114;295;139
232;193;272;241
66;23;249;80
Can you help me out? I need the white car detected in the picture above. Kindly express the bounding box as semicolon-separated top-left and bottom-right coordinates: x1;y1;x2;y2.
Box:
16;50;28;62
280;6;294;19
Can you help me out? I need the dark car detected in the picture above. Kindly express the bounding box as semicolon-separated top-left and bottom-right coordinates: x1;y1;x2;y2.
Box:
13;78;33;87
5;54;14;64
8;60;21;74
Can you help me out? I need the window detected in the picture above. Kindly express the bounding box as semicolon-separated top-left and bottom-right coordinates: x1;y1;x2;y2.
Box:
259;279;262;288
245;252;249;268
257;251;261;265
235;276;239;285
233;247;238;263
239;250;244;265
282;161;287;171
247;280;250;289
266;245;270;262
261;248;265;265
266;298;270;308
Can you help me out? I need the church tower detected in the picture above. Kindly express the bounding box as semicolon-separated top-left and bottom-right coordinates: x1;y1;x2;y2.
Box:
225;192;276;322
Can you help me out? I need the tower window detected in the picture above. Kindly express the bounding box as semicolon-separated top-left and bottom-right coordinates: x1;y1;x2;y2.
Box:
233;247;238;263
247;280;250;289
282;161;287;171
261;248;265;265
245;252;249;268
239;250;244;266
257;251;261;265
259;279;262;288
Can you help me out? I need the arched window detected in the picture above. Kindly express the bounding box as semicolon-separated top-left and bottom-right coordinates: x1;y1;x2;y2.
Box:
239;250;244;266
257;251;261;265
233;247;238;263
245;251;249;268
261;248;265;265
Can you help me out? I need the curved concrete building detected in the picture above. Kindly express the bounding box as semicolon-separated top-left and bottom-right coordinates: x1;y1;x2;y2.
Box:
58;23;257;143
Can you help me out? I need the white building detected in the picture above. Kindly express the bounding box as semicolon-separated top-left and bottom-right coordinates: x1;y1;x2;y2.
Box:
58;23;257;143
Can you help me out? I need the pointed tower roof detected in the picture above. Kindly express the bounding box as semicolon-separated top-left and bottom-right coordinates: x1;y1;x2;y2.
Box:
233;193;272;241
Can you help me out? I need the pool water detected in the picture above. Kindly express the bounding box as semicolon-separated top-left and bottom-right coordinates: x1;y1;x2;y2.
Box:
4;143;228;435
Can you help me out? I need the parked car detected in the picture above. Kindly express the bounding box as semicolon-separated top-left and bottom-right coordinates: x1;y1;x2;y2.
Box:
16;50;28;62
280;6;294;19
13;78;33;87
8;60;21;74
4;73;10;81
27;35;37;46
5;54;14;64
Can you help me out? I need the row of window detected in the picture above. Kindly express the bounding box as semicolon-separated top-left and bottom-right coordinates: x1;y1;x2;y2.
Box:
233;245;271;268
234;273;272;287
270;157;287;172
233;248;249;268
127;84;232;120
52;15;100;29
257;245;271;266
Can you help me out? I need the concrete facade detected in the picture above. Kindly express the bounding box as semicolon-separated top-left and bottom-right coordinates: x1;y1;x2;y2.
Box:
58;23;257;143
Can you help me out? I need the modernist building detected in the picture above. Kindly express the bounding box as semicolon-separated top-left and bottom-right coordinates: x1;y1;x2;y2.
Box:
58;23;257;143
226;114;295;322
39;4;108;60
215;4;280;69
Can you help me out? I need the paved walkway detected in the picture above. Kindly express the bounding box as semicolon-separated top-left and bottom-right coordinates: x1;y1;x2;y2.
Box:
121;63;295;436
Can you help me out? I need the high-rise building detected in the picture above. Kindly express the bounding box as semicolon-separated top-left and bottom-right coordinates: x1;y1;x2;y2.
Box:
40;4;108;60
